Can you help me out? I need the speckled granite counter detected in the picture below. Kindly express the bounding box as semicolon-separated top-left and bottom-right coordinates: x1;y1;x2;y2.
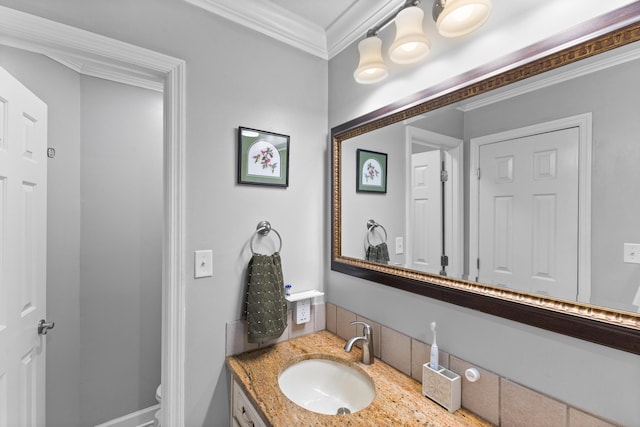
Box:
226;330;492;426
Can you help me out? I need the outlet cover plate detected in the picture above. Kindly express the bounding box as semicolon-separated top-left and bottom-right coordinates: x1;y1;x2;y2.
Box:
295;298;311;324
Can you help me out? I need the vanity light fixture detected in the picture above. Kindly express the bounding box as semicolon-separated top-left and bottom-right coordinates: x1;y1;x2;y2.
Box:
432;0;492;38
354;0;492;84
388;5;432;64
354;36;389;84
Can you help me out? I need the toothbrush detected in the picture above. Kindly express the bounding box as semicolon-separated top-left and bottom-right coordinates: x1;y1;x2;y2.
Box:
430;321;439;370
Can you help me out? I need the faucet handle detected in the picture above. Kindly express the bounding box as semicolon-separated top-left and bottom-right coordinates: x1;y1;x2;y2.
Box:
350;321;372;334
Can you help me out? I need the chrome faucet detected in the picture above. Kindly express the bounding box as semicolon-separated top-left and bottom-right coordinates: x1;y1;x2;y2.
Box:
343;321;374;365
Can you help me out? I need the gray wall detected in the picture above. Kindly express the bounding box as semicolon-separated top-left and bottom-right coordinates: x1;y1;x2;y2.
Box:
79;76;163;426
329;2;640;426
0;49;163;427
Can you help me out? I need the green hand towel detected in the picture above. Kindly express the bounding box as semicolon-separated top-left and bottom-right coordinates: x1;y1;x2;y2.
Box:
365;242;390;264
244;253;288;344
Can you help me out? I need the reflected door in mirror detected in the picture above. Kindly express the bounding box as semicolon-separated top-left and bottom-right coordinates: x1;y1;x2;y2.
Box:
476;126;579;300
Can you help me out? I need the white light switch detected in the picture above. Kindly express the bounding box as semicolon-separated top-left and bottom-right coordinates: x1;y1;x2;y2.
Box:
395;236;404;254
624;243;640;264
194;250;213;278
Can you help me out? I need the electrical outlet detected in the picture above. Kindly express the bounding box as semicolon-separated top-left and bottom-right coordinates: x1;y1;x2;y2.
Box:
395;236;404;254
295;299;311;324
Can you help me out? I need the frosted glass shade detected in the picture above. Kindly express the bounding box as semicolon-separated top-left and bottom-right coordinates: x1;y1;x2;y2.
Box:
388;6;431;64
436;0;492;38
354;36;388;84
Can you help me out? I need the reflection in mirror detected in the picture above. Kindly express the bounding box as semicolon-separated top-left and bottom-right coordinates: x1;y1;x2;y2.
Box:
341;43;640;313
332;8;640;355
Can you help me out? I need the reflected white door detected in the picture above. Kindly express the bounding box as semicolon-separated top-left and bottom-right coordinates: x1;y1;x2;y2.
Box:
408;150;442;274
478;127;578;299
0;66;48;426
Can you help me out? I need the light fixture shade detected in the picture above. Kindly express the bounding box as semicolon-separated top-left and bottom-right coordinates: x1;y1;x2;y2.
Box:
388;6;431;64
354;36;388;84
436;0;492;38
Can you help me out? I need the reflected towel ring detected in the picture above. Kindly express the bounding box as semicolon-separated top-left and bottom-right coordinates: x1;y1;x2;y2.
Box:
250;220;283;254
366;219;387;245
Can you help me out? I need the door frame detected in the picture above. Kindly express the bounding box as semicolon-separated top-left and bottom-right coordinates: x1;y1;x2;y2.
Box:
405;126;464;279
469;113;592;303
0;7;186;426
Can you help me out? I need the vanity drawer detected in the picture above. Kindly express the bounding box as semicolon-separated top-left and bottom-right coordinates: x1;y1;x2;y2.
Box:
232;378;266;427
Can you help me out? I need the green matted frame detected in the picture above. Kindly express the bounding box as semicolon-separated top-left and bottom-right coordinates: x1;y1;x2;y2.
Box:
356;149;387;193
237;126;290;187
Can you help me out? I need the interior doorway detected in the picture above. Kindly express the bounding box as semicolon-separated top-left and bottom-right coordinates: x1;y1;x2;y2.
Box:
405;126;464;279
0;6;187;426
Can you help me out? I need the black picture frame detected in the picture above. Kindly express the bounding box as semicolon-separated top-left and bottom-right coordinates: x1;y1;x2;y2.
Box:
356;149;387;193
237;127;290;187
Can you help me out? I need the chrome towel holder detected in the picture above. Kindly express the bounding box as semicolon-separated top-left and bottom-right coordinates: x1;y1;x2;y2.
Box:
366;219;387;245
250;220;283;254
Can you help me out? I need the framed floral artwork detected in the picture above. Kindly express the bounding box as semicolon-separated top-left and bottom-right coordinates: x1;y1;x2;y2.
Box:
237;127;290;187
356;149;387;193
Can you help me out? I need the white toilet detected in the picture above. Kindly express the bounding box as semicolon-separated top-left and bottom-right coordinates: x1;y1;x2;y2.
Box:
153;384;162;427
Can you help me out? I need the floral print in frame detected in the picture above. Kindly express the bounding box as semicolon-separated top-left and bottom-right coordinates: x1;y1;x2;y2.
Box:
356;149;387;193
238;127;290;187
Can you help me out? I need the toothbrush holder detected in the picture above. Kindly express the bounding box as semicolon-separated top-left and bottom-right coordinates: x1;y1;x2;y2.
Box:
422;363;461;413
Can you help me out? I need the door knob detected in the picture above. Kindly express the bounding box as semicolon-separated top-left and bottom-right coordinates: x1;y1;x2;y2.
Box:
38;319;55;335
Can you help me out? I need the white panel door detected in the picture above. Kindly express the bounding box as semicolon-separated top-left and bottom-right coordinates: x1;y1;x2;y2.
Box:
0;66;48;427
478;127;578;299
408;150;442;274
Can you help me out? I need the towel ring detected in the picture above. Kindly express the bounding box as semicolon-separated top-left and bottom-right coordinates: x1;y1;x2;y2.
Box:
250;220;282;254
366;219;387;246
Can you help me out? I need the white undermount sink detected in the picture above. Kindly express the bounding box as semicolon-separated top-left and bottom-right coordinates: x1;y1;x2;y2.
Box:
278;357;375;415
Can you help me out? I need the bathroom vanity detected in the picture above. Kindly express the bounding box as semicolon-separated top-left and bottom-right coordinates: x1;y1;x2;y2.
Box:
226;331;490;426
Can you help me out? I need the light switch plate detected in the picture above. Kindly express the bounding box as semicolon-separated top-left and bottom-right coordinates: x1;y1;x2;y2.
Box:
395;236;404;254
624;243;640;264
194;250;213;278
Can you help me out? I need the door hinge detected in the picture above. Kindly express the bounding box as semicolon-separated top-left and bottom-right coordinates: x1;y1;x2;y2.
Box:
477;258;480;270
476;168;481;179
440;169;448;183
441;255;449;266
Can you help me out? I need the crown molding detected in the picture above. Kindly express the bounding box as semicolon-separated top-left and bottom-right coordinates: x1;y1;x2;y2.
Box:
184;0;403;60
184;0;328;59
0;6;174;90
47;54;164;91
327;0;404;59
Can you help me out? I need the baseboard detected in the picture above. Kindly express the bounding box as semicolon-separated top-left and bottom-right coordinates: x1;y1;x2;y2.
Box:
94;404;160;427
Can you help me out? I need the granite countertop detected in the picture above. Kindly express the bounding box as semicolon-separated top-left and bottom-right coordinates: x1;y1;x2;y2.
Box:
226;330;492;426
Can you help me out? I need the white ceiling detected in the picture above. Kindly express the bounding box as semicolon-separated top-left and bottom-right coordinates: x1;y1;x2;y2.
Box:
183;0;405;59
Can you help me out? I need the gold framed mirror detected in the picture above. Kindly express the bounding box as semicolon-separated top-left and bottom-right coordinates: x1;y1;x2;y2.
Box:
331;4;640;355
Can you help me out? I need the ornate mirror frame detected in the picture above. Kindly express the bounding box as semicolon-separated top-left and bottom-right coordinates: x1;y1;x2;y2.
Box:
331;3;640;355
